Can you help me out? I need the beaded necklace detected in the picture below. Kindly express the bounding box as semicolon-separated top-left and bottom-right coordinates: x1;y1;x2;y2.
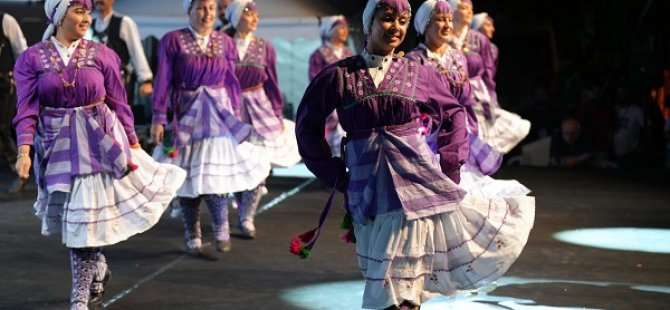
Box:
426;46;467;87
46;40;82;88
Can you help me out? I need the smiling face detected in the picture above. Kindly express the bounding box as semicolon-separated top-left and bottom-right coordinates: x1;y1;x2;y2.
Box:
424;11;453;46
366;6;410;55
236;6;258;33
189;0;217;33
59;3;92;40
330;23;349;45
454;2;473;26
481;18;495;39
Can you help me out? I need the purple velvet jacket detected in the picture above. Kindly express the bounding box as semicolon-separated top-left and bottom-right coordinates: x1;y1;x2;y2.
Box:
234;37;283;119
152;28;241;125
13;39;137;146
296;55;468;190
308;44;354;81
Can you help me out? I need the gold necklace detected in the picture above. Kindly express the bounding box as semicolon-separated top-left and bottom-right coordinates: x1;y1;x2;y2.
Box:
47;41;82;88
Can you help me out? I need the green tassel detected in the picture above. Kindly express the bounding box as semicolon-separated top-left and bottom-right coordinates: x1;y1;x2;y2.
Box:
299;247;312;259
340;212;353;230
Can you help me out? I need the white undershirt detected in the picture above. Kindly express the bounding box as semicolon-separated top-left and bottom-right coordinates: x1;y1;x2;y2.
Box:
50;36;80;65
188;27;211;52
361;49;393;88
235;33;253;60
326;41;343;59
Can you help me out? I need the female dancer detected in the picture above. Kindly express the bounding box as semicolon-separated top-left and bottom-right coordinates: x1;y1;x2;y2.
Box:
405;0;502;176
407;0;530;197
13;0;185;308
470;12;498;78
152;0;269;254
294;0;534;309
308;15;354;156
449;0;530;154
225;0;301;238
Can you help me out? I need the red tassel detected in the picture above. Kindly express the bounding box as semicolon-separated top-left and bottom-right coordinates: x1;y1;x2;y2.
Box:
289;228;318;259
339;229;356;244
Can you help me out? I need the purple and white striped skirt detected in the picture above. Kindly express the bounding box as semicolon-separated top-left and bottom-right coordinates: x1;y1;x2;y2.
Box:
240;88;301;167
153;86;270;197
347;123;536;309
33;105;186;248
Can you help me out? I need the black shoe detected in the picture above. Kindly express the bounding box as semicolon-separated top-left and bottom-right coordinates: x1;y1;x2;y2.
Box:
89;268;112;306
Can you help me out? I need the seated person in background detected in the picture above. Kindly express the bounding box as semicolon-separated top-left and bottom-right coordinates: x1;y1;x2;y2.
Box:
550;118;593;167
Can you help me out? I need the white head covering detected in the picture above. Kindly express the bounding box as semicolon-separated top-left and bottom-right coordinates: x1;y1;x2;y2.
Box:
225;0;253;30
362;0;379;35
414;0;452;35
362;0;412;35
319;15;346;39
43;0;71;40
471;12;488;30
183;0;193;13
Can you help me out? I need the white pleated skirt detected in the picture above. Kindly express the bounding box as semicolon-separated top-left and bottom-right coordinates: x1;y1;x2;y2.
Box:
354;189;535;309
35;148;186;248
153;135;270;197
476;108;531;154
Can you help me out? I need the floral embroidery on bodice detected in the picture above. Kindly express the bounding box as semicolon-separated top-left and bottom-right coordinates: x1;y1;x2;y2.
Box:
337;56;420;109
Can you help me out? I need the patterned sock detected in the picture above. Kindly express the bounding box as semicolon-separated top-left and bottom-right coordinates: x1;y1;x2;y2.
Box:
70;247;102;309
204;194;231;242
235;186;262;230
179;197;203;249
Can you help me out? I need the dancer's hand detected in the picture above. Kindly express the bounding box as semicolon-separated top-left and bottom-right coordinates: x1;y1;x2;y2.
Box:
139;82;153;97
151;124;164;144
15;145;31;180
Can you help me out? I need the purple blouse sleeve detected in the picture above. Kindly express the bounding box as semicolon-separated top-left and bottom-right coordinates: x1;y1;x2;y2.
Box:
308;49;324;81
263;41;284;119
12;48;39;146
151;33;175;125
223;35;242;117
295;67;348;192
477;33;496;93
420;66;469;183
98;44;138;145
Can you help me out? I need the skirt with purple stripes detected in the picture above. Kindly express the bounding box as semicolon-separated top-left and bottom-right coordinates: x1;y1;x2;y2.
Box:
153;86;271;197
348;125;535;309
33;105;186;248
240;88;301;168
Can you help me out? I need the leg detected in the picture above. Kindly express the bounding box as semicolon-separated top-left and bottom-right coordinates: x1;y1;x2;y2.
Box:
203;194;232;252
89;249;111;306
70;247;103;310
179;196;203;254
234;185;262;238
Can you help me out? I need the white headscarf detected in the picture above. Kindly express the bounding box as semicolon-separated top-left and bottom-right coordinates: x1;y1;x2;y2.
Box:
362;0;412;35
471;12;488;30
183;0;193;13
43;0;71;40
225;0;253;30
362;0;380;35
413;0;451;35
319;15;346;39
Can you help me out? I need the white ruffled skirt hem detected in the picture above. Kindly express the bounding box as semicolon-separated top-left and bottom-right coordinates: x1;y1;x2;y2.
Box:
354;191;535;309
153;135;270;197
34;148;186;248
